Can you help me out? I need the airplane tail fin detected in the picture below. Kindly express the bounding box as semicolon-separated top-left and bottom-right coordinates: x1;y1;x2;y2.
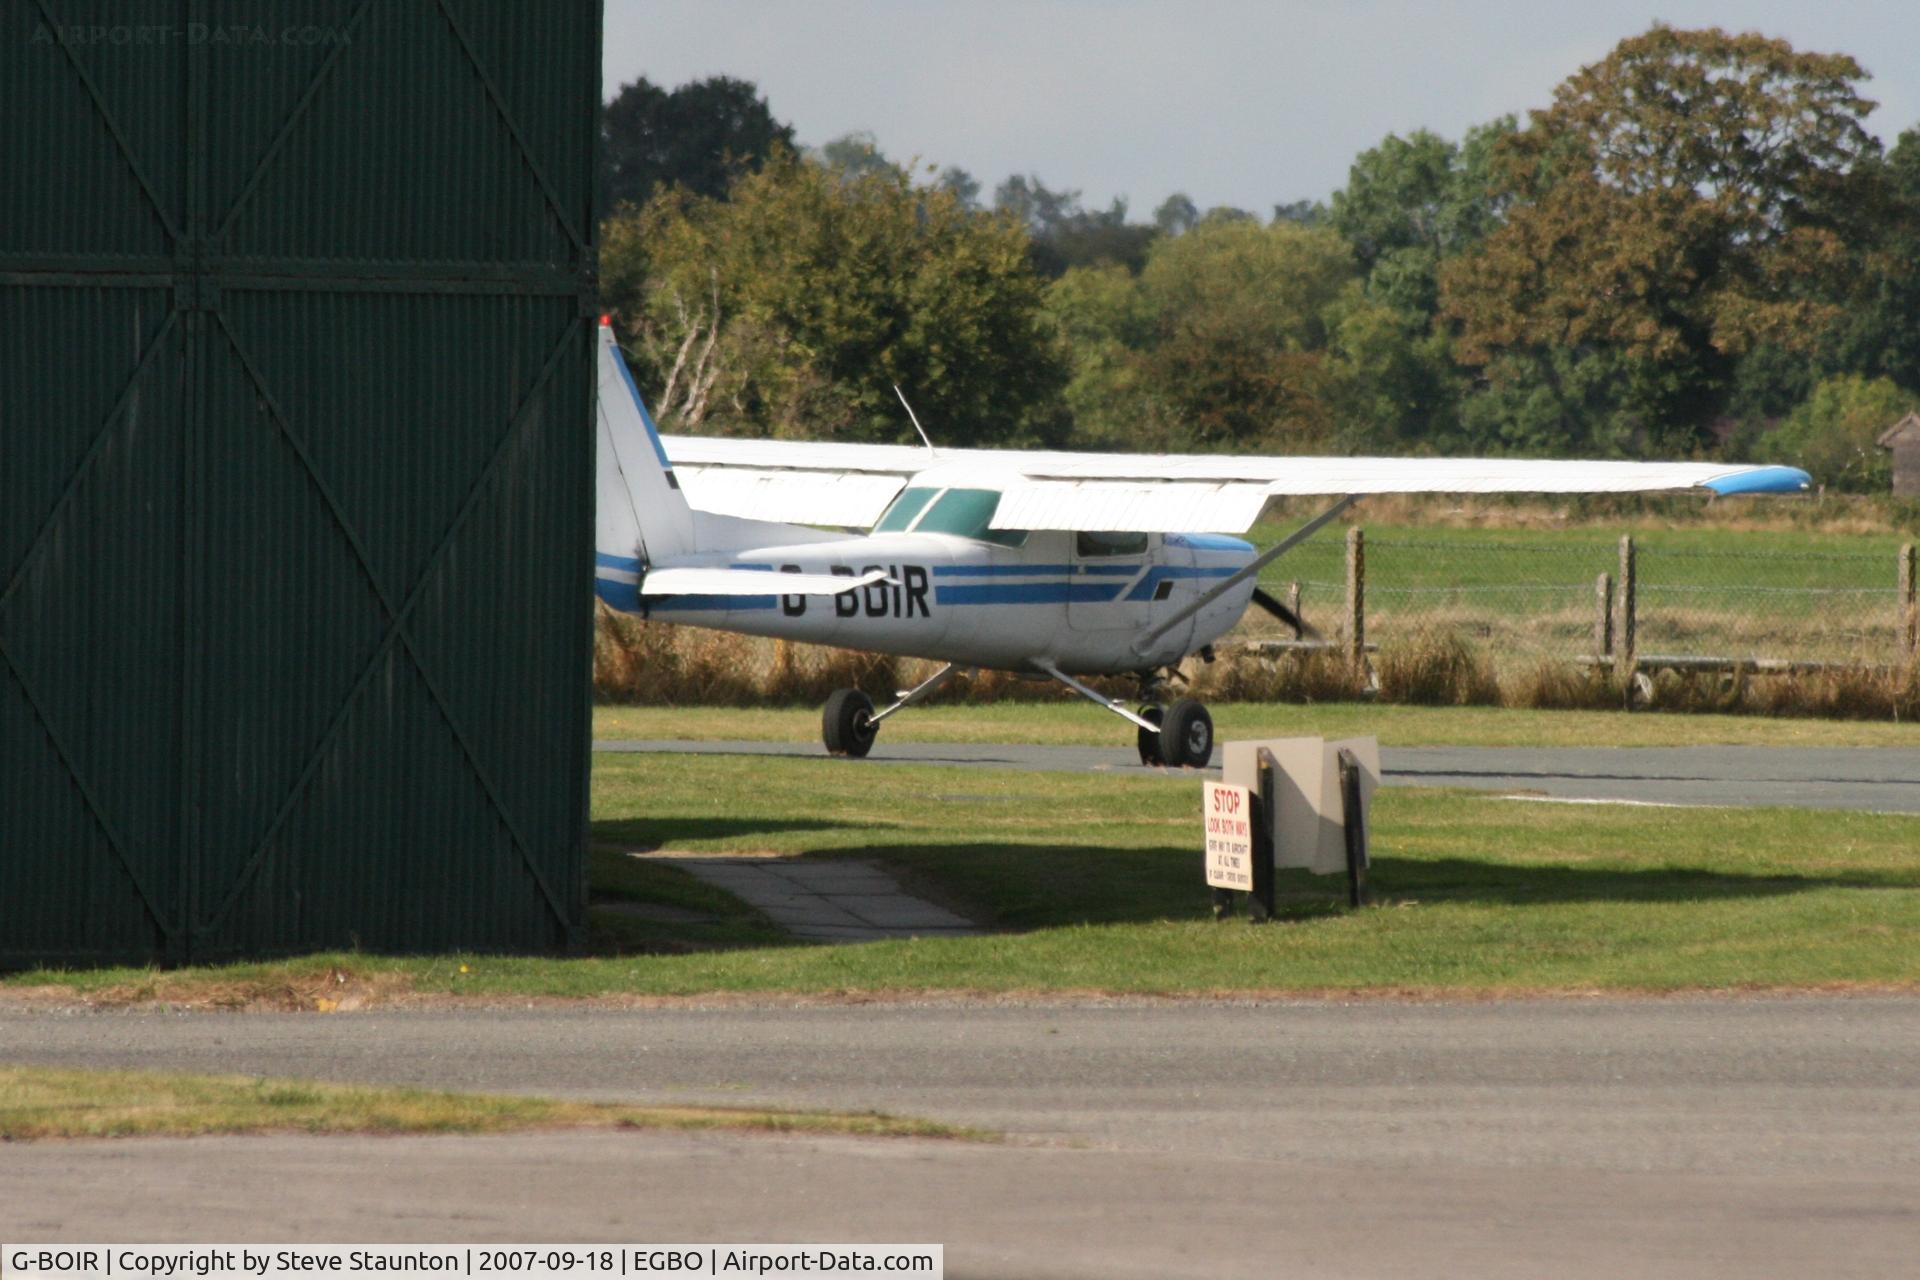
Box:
596;317;697;571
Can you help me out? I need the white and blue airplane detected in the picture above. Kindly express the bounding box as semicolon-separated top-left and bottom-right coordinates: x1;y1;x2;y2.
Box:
593;319;1811;766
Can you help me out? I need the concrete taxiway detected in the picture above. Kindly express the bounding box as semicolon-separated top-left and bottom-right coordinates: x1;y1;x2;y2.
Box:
4;998;1916;1277
598;739;1920;812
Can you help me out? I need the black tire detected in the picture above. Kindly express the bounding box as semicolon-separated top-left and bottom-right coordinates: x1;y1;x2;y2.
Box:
1159;698;1213;768
822;688;877;758
1135;704;1166;766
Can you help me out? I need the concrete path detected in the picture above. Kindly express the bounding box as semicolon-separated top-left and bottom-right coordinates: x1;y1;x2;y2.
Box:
4;998;1916;1278
642;853;980;942
598;739;1920;812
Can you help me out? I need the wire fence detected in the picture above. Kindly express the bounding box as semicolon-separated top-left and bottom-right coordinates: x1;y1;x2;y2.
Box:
594;531;1920;711
1240;531;1918;678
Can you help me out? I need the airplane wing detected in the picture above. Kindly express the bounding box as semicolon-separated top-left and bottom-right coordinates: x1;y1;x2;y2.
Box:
659;435;1811;533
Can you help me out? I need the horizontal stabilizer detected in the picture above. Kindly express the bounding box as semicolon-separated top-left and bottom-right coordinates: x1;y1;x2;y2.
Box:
639;566;893;597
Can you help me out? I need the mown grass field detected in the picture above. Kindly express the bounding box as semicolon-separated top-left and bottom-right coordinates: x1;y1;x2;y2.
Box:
593;701;1920;748
1247;509;1914;595
10;746;1917;1003
1237;512;1915;666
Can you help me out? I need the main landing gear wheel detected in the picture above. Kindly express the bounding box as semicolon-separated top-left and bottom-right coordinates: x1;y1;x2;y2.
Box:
1159;698;1213;769
1135;704;1166;766
822;688;877;758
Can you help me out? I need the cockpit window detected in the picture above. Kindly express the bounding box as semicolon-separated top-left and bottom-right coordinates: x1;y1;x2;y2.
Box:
905;487;1029;547
872;486;938;533
1076;531;1149;556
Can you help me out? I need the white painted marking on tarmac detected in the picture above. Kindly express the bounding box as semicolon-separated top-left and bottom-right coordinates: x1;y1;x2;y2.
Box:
1498;794;1688;809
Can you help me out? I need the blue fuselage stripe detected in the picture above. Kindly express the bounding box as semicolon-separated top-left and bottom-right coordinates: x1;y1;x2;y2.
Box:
1124;565;1240;601
933;582;1125;605
933;563;1133;577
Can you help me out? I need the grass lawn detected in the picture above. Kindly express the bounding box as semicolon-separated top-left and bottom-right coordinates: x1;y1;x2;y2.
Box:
0;1065;971;1142
11;750;1917;1003
593;701;1920;749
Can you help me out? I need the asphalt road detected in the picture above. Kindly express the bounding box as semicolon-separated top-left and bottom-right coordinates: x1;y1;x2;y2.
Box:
4;998;1917;1277
598;739;1920;812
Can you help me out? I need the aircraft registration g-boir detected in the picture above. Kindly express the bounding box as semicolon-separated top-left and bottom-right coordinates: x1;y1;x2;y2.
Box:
593;319;1809;767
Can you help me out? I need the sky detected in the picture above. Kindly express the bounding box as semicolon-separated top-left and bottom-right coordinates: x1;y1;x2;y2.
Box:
603;0;1920;218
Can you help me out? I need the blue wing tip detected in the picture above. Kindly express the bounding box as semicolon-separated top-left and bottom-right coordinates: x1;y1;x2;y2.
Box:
1703;466;1812;496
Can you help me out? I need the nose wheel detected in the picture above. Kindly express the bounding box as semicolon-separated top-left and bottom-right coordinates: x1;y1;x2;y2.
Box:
822;688;878;757
1155;698;1213;769
820;665;960;758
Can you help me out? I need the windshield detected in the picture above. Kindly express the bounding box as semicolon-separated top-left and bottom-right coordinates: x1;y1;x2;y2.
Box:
890;486;1028;547
1076;531;1148;556
872;486;938;533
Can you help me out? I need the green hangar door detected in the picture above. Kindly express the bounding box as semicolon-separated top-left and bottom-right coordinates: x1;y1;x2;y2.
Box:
1;3;602;965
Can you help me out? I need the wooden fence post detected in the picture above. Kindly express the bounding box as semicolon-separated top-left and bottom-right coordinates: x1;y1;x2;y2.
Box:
1901;543;1917;663
1613;535;1636;685
1345;526;1365;665
1287;580;1302;625
1594;572;1613;661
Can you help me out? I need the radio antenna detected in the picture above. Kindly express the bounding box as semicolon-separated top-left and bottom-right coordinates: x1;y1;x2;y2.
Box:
894;385;937;459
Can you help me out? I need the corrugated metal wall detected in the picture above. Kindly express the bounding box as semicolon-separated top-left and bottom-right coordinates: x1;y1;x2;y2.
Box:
2;1;601;965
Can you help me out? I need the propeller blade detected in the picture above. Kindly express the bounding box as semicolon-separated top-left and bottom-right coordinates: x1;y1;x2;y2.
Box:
1250;587;1317;640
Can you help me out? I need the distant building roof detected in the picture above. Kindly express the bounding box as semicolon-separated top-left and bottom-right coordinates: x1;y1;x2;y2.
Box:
1879;411;1920;448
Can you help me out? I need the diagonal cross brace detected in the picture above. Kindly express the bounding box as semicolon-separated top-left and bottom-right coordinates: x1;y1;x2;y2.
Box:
211;0;378;243
2;312;180;610
197;316;586;938
206;313;573;933
31;0;184;247
0;636;176;943
431;0;587;254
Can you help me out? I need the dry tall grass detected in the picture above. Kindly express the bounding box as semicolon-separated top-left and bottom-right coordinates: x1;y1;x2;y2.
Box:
1374;632;1503;706
597;609;1917;721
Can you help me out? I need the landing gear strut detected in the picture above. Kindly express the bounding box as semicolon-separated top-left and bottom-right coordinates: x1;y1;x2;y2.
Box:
1037;662;1215;769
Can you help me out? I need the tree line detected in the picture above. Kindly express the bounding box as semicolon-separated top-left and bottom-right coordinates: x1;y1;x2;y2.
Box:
598;25;1920;490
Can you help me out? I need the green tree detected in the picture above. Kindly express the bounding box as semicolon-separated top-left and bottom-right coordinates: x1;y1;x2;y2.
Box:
1331;120;1512;315
1323;285;1463;449
1271;199;1328;227
1441;26;1878;454
815;131;900;182
936;166;983;210
1826;126;1920;394
603;151;1067;446
1133;219;1357;448
1045;263;1157;447
994;175;1156;276
1759;374;1918;491
1153;193;1198;236
599;76;795;212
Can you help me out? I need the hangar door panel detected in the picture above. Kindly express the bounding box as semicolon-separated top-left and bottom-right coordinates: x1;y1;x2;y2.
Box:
0;2;597;966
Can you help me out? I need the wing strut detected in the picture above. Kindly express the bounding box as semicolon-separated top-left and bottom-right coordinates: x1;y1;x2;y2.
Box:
1134;495;1357;654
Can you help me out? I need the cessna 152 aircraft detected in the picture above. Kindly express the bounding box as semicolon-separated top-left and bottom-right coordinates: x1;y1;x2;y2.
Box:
593;319;1810;767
